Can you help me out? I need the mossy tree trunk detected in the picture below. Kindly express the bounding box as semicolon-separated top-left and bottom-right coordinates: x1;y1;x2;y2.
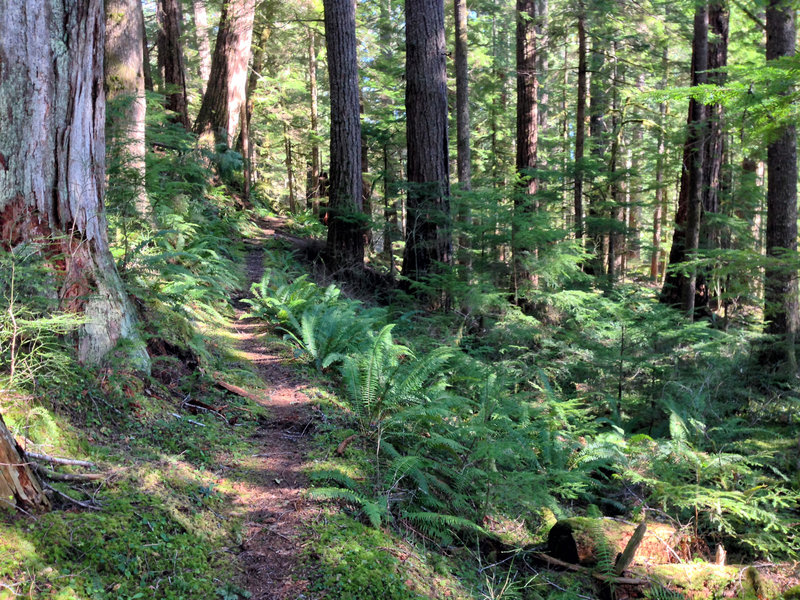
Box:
0;0;149;367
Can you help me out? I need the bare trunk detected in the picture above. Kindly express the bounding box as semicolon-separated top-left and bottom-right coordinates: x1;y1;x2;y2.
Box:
106;0;150;223
194;0;257;148
454;0;472;190
308;28;322;214
764;0;798;367
0;0;149;368
651;47;668;280
574;6;587;240
402;0;451;282
323;0;365;269
513;0;540;295
157;0;190;128
192;0;212;91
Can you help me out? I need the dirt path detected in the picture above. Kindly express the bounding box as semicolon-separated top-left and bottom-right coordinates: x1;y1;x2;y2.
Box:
226;218;318;599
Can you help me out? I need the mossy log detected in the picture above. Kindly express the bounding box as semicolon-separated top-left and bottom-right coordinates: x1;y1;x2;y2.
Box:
547;517;688;566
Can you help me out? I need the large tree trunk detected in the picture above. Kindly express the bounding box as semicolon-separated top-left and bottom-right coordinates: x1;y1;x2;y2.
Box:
513;0;541;296
662;3;710;316
194;0;257;148
105;0;150;223
157;0;190;128
401;0;451;282
192;0;212;93
323;0;364;270
0;415;49;513
764;0;798;367
0;0;148;369
651;46;669;281
574;5;587;241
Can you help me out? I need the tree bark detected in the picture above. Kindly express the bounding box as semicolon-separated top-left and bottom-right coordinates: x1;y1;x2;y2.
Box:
0;0;149;368
764;0;798;367
142;11;154;91
454;0;472;191
661;3;709;316
323;0;365;270
105;0;150;223
194;0;257;148
401;0;451;282
587;38;609;276
0;415;49;513
192;0;212;92
574;5;587;241
308;28;322;214
157;0;190;128
513;0;541;295
651;46;668;280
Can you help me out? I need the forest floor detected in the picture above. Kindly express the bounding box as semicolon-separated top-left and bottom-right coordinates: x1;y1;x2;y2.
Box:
225;217;318;599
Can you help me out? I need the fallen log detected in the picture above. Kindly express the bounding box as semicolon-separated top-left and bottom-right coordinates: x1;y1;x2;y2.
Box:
0;414;50;512
547;517;688;567
528;552;649;585
212;373;264;406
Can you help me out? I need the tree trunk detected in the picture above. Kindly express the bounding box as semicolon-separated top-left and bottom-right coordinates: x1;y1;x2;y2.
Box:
454;0;472;269
0;0;149;368
0;415;49;513
587;39;609;276
764;0;798;367
454;0;472;191
192;0;212;92
401;0;451;282
142;11;154;91
157;0;190;128
308;28;322;214
662;3;709;316
323;0;365;270
194;0;257;148
105;0;150;223
284;124;297;213
241;23;270;203
574;5;587;241
513;0;541;296
651;46;668;280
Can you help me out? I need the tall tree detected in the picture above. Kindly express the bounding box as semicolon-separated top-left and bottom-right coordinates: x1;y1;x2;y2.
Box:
195;0;257;147
0;1;150;504
401;0;451;281
105;0;150;222
307;28;322;213
157;0;190;128
454;0;472;191
323;0;365;269
191;0;212;91
574;3;587;241
763;0;798;366
513;0;541;294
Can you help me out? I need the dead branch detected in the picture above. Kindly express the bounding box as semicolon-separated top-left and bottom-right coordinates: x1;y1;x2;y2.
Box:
528;552;649;585
25;451;96;468
336;434;358;455
32;463;105;482
41;481;101;511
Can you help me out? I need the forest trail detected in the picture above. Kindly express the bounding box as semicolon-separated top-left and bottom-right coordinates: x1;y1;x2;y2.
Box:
224;217;317;599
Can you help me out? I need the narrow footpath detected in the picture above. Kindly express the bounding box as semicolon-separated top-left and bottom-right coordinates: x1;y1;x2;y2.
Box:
225;218;318;599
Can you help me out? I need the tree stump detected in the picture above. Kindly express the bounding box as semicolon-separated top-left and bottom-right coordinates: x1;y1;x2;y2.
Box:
547;517;687;566
0;414;50;513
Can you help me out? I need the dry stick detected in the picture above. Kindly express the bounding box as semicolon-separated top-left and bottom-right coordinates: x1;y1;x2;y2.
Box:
31;463;105;482
170;413;206;427
212;373;264;405
528;552;649;586
25;452;96;468
41;481;101;511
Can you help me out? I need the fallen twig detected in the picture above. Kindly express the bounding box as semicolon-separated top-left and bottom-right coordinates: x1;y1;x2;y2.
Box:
41;481;101;511
31;463;105;482
171;413;206;427
528;552;649;585
212;373;264;405
26;451;96;468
